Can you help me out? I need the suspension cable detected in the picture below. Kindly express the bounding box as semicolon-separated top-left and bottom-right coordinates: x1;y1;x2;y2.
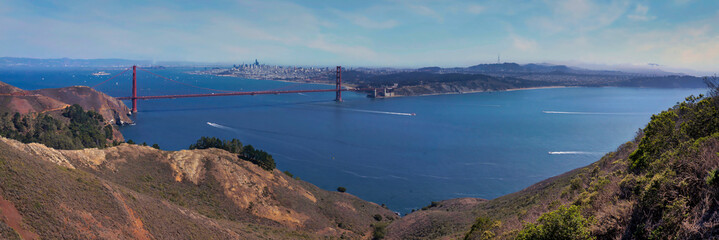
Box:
91;68;130;88
137;67;238;93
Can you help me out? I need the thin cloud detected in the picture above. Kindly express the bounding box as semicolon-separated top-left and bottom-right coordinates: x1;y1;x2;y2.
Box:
627;4;656;21
350;15;399;29
512;36;538;51
331;9;399;29
529;0;631;34
405;3;443;22
1;0;718;72
466;4;485;15
307;35;380;60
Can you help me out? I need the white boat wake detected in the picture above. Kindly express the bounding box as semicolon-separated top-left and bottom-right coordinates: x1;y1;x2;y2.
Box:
207;122;236;131
346;108;416;116
548;151;598;155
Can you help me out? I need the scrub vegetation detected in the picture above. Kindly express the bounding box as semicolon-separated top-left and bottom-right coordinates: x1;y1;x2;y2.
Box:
0;104;115;149
391;79;719;239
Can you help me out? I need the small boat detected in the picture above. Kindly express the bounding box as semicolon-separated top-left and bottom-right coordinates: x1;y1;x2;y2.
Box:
92;71;110;76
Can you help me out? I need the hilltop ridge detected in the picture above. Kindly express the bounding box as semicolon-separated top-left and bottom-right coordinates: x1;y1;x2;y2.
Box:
0;136;396;239
0;81;132;126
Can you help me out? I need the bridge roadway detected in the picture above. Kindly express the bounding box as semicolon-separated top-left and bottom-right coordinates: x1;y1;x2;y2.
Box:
116;88;372;100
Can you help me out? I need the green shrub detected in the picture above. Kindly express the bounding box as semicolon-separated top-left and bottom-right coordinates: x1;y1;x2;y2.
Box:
516;205;594;240
337;186;346;193
464;217;501;240
373;214;382;221
706;168;719;186
189;137;243;154
241;145;275;171
372;222;388;239
570;176;583;191
629;111;679;171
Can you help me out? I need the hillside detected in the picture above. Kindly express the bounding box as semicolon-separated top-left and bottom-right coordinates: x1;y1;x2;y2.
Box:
0;81;133;126
339;64;705;98
0;82;69;115
0;136;396;239
387;87;719;239
344;71;557;97
0;81;133;147
31;86;133;125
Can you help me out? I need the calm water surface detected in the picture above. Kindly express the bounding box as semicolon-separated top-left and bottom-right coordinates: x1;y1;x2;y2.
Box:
0;68;704;213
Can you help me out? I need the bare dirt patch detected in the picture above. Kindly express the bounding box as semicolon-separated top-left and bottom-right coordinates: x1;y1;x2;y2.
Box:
0;193;40;240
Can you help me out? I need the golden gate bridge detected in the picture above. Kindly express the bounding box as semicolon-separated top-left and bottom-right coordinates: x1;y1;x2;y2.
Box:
91;65;372;113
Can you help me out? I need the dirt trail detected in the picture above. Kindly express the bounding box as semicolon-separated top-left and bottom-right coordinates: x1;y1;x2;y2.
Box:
39;104;71;113
0;194;40;240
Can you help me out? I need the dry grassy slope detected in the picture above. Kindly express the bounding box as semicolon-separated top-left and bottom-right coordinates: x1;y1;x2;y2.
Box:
0;81;133;126
391;80;515;97
0;94;68;115
387;140;640;239
0;82;23;94
0;136;395;239
385;198;487;239
31;86;132;125
0;81;68;114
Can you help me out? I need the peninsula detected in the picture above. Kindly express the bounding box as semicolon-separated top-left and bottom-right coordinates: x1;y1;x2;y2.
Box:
197;62;707;98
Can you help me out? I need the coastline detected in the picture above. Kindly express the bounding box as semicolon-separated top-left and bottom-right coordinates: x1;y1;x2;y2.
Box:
207;73;338;87
503;86;572;92
377;86;572;99
198;72;573;99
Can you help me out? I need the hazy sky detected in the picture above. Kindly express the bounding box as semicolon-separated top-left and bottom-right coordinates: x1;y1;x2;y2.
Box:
1;0;718;72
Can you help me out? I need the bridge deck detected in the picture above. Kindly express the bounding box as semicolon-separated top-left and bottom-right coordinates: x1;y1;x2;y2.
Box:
116;88;371;100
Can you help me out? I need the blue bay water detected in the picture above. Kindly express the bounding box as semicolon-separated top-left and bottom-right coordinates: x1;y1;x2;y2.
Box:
0;68;704;213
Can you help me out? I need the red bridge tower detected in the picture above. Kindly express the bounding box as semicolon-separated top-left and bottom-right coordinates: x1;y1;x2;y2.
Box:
131;65;137;113
335;66;342;102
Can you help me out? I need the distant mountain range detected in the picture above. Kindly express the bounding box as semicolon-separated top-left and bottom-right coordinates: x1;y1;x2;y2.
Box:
0;57;212;68
0;57;148;68
422;62;682;77
0;57;697;77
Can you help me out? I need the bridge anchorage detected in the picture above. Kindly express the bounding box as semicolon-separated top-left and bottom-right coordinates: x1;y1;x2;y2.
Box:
94;65;368;113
